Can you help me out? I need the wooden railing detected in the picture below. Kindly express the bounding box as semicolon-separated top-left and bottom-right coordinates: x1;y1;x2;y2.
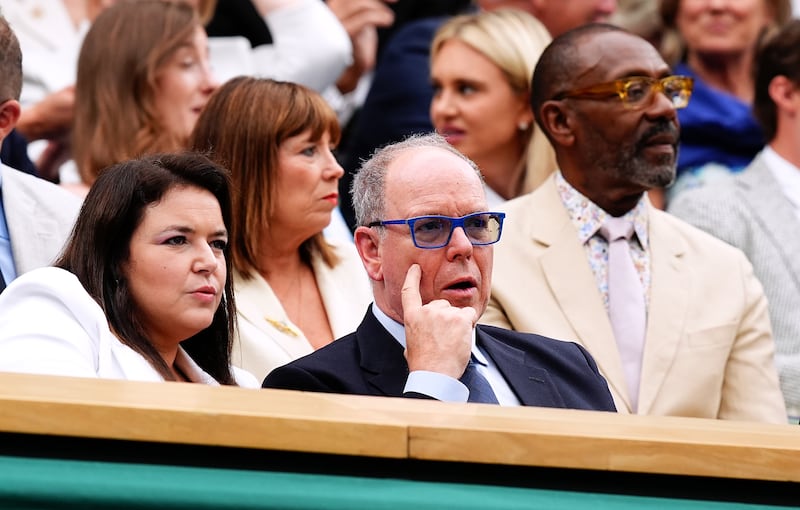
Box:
1;372;798;483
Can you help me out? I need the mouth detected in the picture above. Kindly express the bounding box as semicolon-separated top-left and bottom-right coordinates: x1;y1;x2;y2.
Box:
446;279;477;291
191;285;218;302
323;192;339;205
437;126;466;144
441;276;480;306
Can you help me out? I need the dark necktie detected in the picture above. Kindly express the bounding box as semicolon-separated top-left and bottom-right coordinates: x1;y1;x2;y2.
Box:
460;355;499;404
0;270;5;294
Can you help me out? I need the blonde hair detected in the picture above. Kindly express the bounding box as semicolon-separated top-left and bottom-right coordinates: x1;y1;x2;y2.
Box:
659;0;791;65
431;8;556;193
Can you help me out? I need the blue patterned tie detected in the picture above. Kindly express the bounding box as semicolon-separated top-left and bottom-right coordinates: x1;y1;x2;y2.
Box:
460;355;499;404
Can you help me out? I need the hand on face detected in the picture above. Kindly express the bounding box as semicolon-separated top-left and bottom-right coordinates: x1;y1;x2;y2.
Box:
401;264;474;379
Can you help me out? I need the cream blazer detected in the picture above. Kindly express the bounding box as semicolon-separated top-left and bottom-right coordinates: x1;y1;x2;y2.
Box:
233;239;372;381
1;164;81;275
0;267;258;387
482;175;786;423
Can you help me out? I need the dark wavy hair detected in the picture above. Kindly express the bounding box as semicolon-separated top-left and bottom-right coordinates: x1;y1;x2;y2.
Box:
55;152;236;384
753;19;800;142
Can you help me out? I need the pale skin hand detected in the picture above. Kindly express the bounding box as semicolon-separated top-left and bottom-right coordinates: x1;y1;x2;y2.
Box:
401;264;474;380
327;0;395;94
16;86;75;142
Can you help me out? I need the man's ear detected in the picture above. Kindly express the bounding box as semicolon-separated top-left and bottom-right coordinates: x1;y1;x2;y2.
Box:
354;226;383;282
768;75;799;115
540;100;575;147
0;100;21;141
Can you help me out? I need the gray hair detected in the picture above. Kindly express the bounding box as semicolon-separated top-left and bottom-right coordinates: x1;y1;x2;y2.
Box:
350;133;483;227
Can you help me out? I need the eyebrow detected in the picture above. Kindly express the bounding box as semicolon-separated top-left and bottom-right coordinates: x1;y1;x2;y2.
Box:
162;225;228;237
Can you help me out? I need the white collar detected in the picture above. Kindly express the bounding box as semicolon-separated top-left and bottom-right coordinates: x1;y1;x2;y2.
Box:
763;146;800;211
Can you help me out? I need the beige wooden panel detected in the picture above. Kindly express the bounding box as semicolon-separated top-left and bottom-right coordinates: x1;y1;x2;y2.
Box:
3;372;800;483
316;393;800;482
0;373;408;458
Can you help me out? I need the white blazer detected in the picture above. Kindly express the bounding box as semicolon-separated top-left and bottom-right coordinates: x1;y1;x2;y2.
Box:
0;267;258;387
233;239;372;381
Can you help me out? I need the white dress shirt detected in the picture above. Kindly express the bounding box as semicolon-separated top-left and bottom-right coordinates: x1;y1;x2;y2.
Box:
763;145;800;223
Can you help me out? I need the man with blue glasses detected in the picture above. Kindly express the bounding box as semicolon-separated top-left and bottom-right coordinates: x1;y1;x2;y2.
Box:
265;133;616;412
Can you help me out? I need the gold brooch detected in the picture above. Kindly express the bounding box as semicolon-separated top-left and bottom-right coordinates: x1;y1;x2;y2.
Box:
265;317;300;337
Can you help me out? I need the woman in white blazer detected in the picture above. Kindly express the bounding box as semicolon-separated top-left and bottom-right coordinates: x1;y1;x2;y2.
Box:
0;152;257;387
191;78;372;381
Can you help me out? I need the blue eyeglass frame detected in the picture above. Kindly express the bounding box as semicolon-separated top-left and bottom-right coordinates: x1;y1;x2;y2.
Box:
368;212;506;249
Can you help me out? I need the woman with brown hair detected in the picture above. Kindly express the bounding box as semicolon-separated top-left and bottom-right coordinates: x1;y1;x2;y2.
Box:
69;0;216;196
0;152;256;386
191;77;371;380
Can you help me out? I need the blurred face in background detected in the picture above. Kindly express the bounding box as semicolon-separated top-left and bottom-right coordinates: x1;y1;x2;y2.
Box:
676;0;773;58
430;39;531;171
477;0;617;37
153;25;217;146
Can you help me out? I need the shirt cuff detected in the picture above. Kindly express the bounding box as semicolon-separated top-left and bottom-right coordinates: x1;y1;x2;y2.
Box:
404;370;469;402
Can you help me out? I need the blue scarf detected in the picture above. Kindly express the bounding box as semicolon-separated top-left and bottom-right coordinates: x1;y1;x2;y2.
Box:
675;63;764;177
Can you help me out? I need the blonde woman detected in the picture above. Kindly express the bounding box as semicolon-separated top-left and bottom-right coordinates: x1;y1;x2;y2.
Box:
430;9;556;204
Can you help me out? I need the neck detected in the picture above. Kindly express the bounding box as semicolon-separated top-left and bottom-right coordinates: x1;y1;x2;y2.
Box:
686;50;755;102
259;242;307;279
62;0;88;29
151;339;180;375
472;146;526;201
769;131;800;169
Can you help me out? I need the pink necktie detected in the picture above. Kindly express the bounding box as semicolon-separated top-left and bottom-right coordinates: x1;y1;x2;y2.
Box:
600;217;646;412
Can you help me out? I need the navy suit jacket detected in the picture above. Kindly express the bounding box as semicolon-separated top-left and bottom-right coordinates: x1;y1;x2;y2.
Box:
263;310;617;411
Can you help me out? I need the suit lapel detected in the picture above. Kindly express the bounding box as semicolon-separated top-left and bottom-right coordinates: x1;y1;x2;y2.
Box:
355;311;409;397
637;207;690;414
478;329;566;407
534;180;631;410
738;157;800;291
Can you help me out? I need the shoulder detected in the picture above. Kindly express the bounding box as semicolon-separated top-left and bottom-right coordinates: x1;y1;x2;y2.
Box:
7;266;82;293
668;173;745;221
3;267;97;310
1;165;82;215
262;331;360;389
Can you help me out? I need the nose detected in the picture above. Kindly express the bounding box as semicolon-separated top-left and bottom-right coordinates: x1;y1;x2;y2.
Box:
446;225;473;260
324;147;344;180
201;59;219;95
598;0;617;17
646;87;678;122
193;243;219;274
430;87;457;121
